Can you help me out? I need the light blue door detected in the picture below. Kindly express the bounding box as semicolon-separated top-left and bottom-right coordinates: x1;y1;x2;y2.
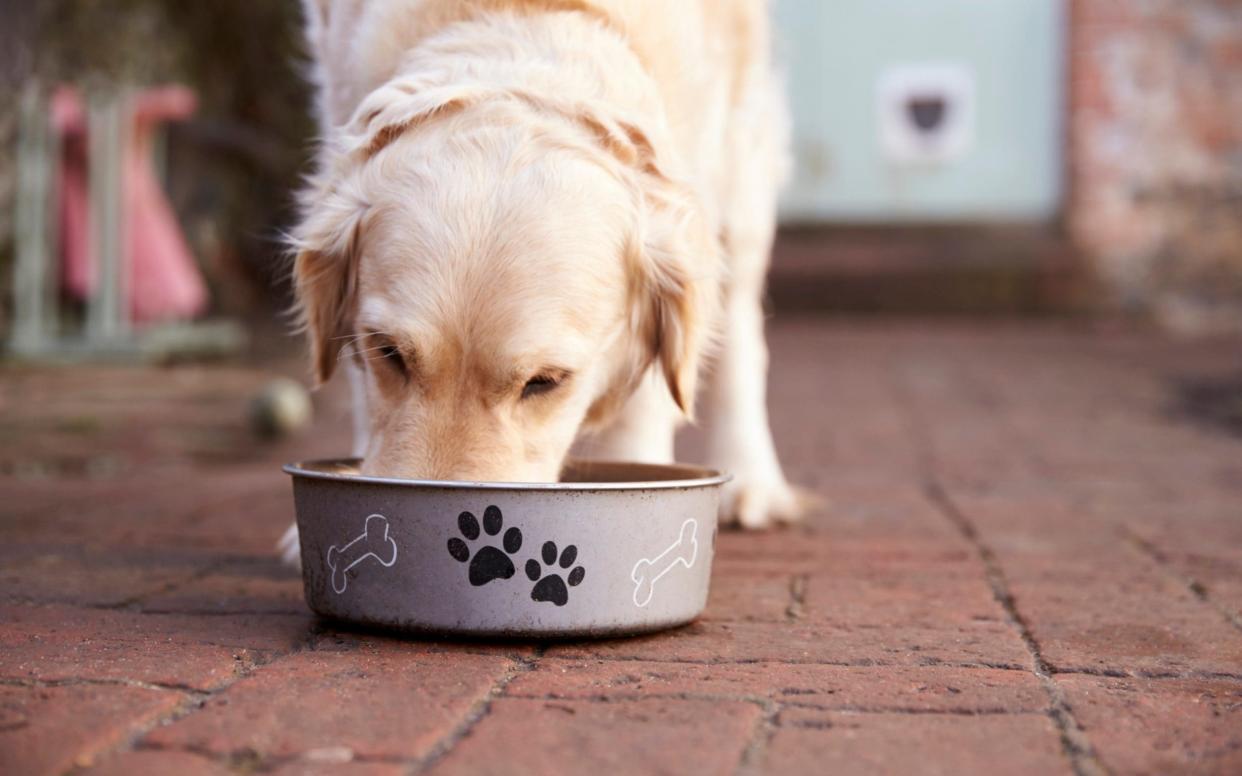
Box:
774;0;1065;223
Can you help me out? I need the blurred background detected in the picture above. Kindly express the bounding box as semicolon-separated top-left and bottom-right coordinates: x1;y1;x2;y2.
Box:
772;0;1241;325
0;0;1239;472
3;0;1240;340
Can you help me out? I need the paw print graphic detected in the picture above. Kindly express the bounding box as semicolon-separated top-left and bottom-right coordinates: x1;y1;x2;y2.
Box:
525;541;585;606
447;506;522;586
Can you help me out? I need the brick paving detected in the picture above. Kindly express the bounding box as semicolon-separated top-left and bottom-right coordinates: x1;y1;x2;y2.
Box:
2;319;1241;774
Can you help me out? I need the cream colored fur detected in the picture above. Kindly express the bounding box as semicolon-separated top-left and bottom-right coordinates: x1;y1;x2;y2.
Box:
280;0;802;565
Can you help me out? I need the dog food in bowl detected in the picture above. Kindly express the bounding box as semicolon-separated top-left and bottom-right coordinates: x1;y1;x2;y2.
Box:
285;459;727;637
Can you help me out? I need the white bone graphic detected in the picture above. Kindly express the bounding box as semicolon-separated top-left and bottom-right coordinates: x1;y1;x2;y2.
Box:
326;514;398;594
631;519;698;608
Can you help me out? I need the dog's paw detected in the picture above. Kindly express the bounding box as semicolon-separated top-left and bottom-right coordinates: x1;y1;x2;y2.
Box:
278;522;302;568
719;474;817;530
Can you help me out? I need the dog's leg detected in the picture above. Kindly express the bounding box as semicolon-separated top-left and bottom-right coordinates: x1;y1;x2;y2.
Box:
705;80;804;529
704;242;803;529
577;371;679;464
279;357;371;568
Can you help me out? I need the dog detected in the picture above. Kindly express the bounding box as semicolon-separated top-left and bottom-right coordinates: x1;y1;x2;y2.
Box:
280;0;803;565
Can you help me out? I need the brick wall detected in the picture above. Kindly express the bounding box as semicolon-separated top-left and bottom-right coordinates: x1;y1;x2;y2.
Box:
1069;0;1242;330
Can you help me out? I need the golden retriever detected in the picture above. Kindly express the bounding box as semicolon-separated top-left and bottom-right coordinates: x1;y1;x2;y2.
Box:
281;0;802;564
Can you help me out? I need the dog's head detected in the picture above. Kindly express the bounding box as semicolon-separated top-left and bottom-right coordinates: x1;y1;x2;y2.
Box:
293;77;714;481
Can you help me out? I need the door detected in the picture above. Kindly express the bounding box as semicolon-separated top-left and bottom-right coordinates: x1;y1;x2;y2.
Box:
774;0;1065;223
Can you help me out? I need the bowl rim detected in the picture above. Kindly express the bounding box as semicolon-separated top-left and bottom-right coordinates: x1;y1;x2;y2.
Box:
283;458;731;491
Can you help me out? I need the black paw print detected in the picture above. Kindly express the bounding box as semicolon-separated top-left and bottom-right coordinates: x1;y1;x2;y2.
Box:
525;541;585;606
447;506;522;586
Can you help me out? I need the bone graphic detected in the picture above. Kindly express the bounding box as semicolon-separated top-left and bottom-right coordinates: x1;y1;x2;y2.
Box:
631;518;698;608
326;513;398;594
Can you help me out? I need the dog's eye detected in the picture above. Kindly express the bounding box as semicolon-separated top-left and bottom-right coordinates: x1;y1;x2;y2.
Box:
521;374;560;400
368;337;408;377
380;344;402;364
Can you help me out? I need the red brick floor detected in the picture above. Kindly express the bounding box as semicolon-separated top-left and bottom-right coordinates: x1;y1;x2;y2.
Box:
2;319;1241;775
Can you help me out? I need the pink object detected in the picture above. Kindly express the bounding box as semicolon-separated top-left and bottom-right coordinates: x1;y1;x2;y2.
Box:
51;85;208;325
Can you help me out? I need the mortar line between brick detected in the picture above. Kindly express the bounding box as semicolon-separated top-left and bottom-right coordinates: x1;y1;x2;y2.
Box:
61;616;322;773
1050;666;1242;682
925;483;1108;776
888;364;1108;776
100;559;229;612
537;654;1029;671
101;743;222;771
0;676;206;695
1121;527;1242;636
733;699;779;776
550;654;1033;670
405;647;546;776
62;694;216;776
785;573;808;622
134;740;414;770
105;607;309;617
503;689;1049;716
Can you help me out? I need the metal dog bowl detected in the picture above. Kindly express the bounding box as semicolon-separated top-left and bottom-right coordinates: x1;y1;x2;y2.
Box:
284;459;727;637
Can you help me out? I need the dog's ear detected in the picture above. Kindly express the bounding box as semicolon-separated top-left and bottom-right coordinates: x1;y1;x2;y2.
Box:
513;96;716;418
292;75;477;386
346;78;486;159
631;186;713;419
608;119;715;420
291;184;367;386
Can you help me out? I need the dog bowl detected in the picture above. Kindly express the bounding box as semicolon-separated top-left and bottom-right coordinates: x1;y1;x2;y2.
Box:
285;459;727;637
